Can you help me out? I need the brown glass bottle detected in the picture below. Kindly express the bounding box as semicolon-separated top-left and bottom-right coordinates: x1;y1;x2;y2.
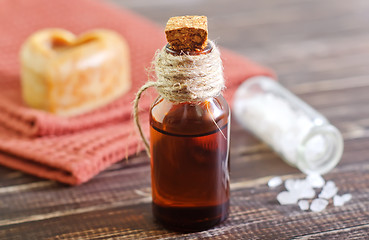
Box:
149;43;230;232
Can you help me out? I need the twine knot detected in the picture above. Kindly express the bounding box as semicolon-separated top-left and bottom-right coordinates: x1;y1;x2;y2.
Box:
133;40;225;156
154;40;224;102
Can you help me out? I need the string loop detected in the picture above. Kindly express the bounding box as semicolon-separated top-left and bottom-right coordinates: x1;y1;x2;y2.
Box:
133;41;225;157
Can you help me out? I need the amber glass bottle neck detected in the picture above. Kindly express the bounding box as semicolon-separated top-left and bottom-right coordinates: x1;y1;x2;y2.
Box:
165;41;213;56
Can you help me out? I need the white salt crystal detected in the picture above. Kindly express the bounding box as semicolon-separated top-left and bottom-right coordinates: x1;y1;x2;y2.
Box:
295;179;313;191
284;179;295;192
268;176;283;188
306;173;325;188
298;200;310;211
325;181;336;189
274;175;350;212
333;195;344;206
319;180;338;199
342;193;352;202
333;193;352;206
233;90;315;167
285;179;312;192
319;188;337;199
310;198;329;212
277;191;298;205
297;187;316;199
284;178;315;200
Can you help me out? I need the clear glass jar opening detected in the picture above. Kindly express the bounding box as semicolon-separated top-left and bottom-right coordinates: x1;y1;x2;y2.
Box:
233;76;344;175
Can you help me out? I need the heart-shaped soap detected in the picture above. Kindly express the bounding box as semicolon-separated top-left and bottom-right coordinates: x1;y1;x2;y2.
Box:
20;28;131;116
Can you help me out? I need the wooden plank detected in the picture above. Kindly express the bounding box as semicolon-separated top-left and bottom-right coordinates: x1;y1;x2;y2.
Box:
0;145;368;223
1;125;369;221
1;161;368;239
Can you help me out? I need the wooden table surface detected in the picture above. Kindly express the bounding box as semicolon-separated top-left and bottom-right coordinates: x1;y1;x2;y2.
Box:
2;0;369;239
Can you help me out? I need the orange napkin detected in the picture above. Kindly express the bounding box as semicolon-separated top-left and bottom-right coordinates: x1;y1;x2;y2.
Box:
0;0;274;185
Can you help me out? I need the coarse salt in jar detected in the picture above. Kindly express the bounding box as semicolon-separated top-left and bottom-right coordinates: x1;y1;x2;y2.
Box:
233;76;343;174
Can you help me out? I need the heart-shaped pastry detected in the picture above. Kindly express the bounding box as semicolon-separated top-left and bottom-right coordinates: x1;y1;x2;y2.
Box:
20;28;131;116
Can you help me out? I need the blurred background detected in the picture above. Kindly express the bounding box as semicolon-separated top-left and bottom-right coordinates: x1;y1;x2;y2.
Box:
108;0;369;182
111;0;369;90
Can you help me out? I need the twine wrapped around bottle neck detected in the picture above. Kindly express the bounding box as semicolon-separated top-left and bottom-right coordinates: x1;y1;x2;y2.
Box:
133;40;225;156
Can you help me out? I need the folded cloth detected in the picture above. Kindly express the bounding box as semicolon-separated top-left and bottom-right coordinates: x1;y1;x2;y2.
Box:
0;0;274;185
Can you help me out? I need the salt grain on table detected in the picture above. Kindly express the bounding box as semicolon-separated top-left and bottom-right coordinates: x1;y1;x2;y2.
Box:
277;191;298;205
284;179;296;192
285;179;311;192
333;193;352;206
310;198;329;212
298;200;309;211
271;175;352;212
268;176;283;188
319;180;338;199
342;193;352;202
284;178;315;199
297;186;316;199
306;173;325;188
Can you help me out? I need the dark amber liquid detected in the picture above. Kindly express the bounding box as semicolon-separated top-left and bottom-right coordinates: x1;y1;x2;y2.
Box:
152;200;229;232
150;96;230;231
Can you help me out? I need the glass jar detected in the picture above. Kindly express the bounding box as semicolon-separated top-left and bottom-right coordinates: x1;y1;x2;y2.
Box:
233;76;343;175
149;43;230;231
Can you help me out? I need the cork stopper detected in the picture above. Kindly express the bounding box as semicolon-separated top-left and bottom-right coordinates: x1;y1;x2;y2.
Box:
165;16;208;51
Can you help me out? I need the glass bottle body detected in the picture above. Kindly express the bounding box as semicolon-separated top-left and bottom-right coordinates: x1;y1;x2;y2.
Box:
233;76;343;175
150;95;230;231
